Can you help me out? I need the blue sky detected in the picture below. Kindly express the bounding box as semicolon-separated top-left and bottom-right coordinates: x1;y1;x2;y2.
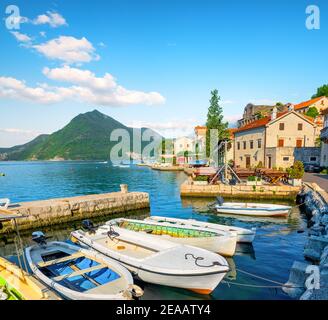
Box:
0;0;327;146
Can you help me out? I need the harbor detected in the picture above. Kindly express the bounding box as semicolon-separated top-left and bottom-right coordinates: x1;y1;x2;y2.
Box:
0;161;309;300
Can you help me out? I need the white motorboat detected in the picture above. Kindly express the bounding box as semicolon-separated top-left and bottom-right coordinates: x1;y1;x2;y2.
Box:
146;216;256;243
214;198;291;217
107;217;237;256
71;221;229;295
25;232;143;300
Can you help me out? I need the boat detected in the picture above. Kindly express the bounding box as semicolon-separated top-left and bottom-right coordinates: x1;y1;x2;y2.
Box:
0;256;61;300
146;216;256;243
71;220;230;294
25;232;143;300
0;198;10;210
214;197;291;217
107;217;237;256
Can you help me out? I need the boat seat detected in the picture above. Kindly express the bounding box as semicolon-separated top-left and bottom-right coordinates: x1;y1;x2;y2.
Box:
52;264;107;282
37;252;85;268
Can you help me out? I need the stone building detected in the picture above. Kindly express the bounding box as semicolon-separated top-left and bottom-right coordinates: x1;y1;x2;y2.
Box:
320;108;328;167
234;107;320;169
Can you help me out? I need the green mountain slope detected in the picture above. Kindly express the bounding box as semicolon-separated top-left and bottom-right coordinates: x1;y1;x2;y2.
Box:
0;110;162;161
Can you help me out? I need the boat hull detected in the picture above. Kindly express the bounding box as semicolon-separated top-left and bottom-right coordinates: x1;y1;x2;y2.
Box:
25;241;136;300
71;230;229;294
109;218;237;256
215;202;291;217
147;216;256;243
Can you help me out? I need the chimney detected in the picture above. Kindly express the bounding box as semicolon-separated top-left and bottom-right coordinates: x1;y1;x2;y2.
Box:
288;104;294;112
271;106;277;120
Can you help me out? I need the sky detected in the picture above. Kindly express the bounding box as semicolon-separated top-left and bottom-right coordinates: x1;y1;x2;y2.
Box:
0;0;328;147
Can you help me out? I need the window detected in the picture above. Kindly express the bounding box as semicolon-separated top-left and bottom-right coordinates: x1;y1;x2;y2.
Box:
324;155;327;162
310;157;317;162
258;139;262;148
237;142;240;150
283;157;289;161
296;139;302;148
279;123;285;130
278;139;284;147
243;141;246;149
298;123;303;131
250;140;254;149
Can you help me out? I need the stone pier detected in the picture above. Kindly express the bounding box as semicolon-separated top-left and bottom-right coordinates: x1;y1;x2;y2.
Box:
180;180;300;200
0;185;150;234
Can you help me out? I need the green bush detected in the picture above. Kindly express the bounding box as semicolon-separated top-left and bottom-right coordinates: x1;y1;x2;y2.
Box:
321;168;328;174
248;176;256;181
287;161;304;179
194;175;208;182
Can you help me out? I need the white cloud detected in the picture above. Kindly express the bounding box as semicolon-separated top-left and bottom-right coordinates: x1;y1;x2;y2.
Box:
33;36;99;64
127;119;197;138
0;128;42;148
39;31;47;38
33;12;67;28
11;31;32;43
224;114;242;123
0;76;68;104
0;66;165;107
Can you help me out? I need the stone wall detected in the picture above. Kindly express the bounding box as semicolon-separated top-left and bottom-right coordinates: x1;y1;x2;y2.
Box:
284;183;328;300
0;188;150;234
180;180;300;200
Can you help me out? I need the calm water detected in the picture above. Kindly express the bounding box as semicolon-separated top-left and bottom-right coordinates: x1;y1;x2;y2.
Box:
0;161;309;300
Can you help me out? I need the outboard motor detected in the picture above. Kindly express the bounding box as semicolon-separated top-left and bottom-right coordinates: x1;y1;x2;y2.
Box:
216;196;224;206
82;219;94;232
32;231;47;246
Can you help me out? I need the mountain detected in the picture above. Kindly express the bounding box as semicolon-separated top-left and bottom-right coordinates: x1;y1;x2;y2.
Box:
0;110;163;161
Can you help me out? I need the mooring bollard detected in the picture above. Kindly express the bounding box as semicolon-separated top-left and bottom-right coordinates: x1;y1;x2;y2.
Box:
120;184;128;193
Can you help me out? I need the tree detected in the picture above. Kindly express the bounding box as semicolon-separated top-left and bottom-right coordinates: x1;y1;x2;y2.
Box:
205;89;229;157
312;84;328;99
306;106;319;119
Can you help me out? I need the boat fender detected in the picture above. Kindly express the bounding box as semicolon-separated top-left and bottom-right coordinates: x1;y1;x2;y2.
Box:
185;253;224;268
216;196;224;206
130;285;144;299
82;220;96;233
0;289;8;300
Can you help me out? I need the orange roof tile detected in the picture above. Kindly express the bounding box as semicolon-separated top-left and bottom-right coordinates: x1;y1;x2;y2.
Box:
294;97;324;110
235;111;314;133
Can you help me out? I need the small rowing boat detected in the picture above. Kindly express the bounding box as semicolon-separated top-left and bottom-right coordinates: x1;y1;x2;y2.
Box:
0;256;60;300
215;199;291;217
71;221;229;294
0;198;10;210
25;232;143;300
146;216;256;243
108;217;237;256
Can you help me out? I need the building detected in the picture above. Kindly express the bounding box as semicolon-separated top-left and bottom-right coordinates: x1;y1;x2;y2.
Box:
173;136;195;164
234;107;320;169
237;103;288;128
294;96;328;116
320;108;328;167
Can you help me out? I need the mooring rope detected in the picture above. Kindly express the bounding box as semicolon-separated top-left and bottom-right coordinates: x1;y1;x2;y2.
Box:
184;253;223;268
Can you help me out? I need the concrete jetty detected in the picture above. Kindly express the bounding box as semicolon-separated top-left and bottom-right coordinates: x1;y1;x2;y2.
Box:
0;185;149;234
180;180;300;200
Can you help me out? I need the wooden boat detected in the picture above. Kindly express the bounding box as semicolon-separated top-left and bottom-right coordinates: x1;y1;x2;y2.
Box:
146;216;256;243
0;256;61;300
108;217;237;256
25;232;143;300
215;201;291;217
71;222;230;294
